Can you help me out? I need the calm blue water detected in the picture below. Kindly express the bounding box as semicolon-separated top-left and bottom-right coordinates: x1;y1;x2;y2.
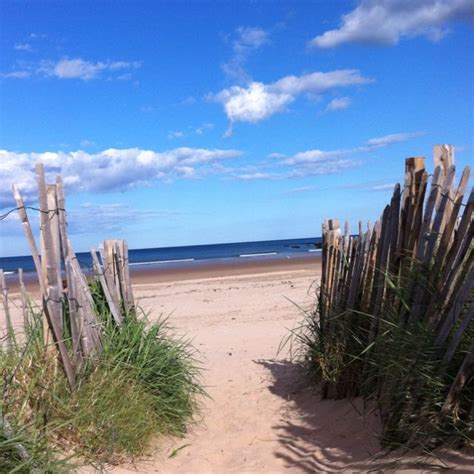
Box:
0;237;322;275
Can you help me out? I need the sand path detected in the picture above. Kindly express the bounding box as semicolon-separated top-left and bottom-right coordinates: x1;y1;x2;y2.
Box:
112;267;388;473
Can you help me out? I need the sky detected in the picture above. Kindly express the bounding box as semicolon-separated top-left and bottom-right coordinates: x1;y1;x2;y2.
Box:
0;0;473;257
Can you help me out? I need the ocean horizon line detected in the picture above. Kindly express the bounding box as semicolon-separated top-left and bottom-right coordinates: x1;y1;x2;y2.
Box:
0;235;322;260
0;236;322;274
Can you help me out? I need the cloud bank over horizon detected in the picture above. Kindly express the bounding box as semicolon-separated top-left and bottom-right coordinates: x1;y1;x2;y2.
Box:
0;147;242;207
0;131;422;207
235;131;423;181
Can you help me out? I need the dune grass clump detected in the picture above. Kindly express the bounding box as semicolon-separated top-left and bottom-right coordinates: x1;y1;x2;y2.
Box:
100;314;203;436
1;293;204;470
293;272;473;451
90;281;204;437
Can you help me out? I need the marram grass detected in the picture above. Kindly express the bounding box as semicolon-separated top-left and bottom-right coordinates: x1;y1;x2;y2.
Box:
291;273;473;451
1;291;204;470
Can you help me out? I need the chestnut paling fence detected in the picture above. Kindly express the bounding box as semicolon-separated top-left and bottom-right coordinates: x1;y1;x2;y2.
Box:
316;144;473;447
0;163;135;389
1;164;204;468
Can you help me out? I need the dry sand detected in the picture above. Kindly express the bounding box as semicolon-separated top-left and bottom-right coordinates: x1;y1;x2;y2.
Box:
107;261;474;473
3;258;473;472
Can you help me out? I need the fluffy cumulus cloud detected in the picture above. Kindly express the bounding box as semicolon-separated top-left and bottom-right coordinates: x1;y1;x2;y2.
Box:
0;147;241;207
213;69;372;128
310;0;474;48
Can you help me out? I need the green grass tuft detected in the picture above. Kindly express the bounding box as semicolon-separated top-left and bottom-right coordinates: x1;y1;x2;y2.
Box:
1;289;204;470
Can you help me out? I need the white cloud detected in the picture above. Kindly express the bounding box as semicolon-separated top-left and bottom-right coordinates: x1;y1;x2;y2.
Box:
281;148;353;165
0;58;142;81
222;26;269;82
284;186;318;194
237;172;279;181
2;58;141;81
180;96;197;106
29;33;47;39
235;26;268;51
236;158;359;181
168;131;185;140
168;123;214;140
310;0;474;48
14;43;33;52
215;82;292;124
38;58;141;80
371;183;396;191
117;72;133;81
80;139;97;148
213;69;371;126
1;202;182;237
0;70;31;79
68;203;181;234
0;147;242;207
365;131;424;149
235;130;422;181
195;123;214;135
326;96;351;112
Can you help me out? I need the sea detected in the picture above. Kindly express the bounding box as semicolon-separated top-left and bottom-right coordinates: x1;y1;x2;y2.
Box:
0;237;322;277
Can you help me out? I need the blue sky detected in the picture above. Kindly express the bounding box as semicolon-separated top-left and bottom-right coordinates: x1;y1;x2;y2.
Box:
1;0;473;257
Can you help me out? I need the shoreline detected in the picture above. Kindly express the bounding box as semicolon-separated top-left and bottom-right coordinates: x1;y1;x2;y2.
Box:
5;253;321;294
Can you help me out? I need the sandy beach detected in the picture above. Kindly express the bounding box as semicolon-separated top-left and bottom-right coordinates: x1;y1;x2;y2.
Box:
4;258;473;472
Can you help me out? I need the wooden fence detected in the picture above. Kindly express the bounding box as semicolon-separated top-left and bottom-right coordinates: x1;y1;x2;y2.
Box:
1;163;135;389
319;144;473;443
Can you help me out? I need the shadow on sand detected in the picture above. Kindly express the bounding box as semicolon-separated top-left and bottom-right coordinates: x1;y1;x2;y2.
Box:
254;359;474;473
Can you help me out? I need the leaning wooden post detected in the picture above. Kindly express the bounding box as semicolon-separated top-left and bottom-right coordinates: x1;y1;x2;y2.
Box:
36;163;76;389
122;240;134;311
433;145;455;221
441;342;474;417
55;176;69;261
65;257;83;365
47;184;63;335
0;270;14;351
91;249;123;326
99;243;121;312
433;144;454;178
11;185;46;296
